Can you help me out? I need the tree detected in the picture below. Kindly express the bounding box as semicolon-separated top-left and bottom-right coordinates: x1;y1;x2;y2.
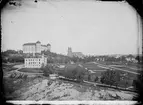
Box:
83;73;89;81
63;65;87;82
47;57;54;63
88;73;97;82
100;70;121;87
74;66;86;82
41;64;54;77
7;56;24;63
94;76;99;82
135;55;143;64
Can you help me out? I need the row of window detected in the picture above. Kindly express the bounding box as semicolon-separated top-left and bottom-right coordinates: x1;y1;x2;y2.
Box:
25;59;41;61
25;65;41;67
23;47;42;52
23;47;36;51
25;64;41;66
25;62;41;64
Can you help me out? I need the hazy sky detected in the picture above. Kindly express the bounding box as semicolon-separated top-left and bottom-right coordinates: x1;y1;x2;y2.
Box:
1;0;142;55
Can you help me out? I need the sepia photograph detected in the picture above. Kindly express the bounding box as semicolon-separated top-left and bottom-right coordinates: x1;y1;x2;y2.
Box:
1;0;143;104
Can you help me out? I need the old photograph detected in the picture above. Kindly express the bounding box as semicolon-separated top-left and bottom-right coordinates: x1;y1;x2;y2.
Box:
1;0;142;102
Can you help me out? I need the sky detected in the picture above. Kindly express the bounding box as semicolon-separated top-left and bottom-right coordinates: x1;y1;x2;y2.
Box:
1;0;142;55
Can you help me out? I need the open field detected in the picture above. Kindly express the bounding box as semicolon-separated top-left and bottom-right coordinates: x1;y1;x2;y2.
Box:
112;66;140;73
57;62;139;78
2;63;21;73
59;63;109;71
92;62;140;74
18;68;43;73
57;62;138;88
96;61;142;70
82;63;108;70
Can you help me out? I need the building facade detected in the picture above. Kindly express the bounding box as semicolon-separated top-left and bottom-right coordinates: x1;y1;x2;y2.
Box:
67;47;84;58
24;54;47;68
23;41;51;54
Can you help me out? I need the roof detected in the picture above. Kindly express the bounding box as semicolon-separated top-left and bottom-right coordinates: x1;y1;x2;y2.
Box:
23;43;36;46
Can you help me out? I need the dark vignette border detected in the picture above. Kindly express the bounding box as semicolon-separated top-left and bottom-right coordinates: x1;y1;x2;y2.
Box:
0;0;143;105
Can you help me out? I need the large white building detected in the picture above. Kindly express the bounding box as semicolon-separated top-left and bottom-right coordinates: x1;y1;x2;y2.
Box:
23;41;51;54
24;54;47;68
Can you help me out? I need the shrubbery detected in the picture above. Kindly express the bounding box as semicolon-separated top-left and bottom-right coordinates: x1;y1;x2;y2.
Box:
59;65;88;82
9;72;28;80
41;64;54;77
88;74;99;82
56;65;101;83
100;70;120;87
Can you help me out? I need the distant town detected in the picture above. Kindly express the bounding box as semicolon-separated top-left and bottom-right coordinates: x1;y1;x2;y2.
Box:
2;41;142;100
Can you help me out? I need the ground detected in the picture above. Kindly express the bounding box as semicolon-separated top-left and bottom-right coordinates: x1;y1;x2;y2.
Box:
18;68;43;73
4;75;135;101
3;62;138;100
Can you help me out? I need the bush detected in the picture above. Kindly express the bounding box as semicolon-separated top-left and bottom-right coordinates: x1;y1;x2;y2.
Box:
41;64;54;77
23;75;28;80
63;65;87;82
100;70;120;87
94;76;99;82
83;74;89;81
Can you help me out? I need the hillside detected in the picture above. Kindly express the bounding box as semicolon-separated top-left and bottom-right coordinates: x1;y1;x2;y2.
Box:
4;71;135;101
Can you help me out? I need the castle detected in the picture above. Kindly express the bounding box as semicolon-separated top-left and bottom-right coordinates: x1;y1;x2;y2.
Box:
67;47;84;58
23;41;51;54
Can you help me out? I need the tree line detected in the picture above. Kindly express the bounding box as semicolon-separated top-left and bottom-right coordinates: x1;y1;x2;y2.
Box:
41;64;135;88
2;50;142;65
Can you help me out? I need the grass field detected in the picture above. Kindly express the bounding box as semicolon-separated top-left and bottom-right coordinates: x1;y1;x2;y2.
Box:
18;68;43;73
83;63;108;70
2;63;19;73
97;61;142;69
56;62;137;89
112;66;139;73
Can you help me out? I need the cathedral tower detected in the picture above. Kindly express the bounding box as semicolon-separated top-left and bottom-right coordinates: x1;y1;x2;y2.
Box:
67;47;73;57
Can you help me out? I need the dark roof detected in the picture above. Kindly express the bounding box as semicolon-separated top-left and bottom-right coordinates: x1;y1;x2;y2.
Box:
23;43;36;46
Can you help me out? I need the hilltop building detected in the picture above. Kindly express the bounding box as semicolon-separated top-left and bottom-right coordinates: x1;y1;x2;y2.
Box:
67;47;84;58
23;41;51;54
24;54;47;68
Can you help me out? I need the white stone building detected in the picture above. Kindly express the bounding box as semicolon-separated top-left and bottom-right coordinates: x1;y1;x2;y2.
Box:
23;41;51;54
24;54;47;68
